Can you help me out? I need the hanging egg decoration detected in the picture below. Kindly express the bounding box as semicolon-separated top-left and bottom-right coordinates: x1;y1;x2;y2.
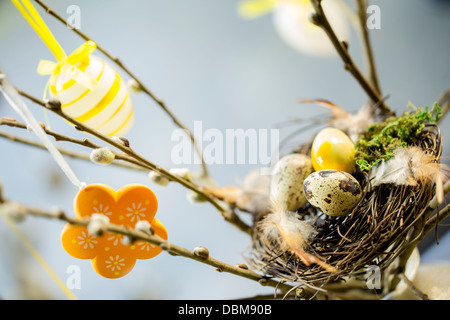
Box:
12;0;134;137
45;46;134;137
311;127;356;173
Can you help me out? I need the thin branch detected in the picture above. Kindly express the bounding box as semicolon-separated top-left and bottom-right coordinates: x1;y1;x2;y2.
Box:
0;127;144;172
0;183;4;204
237;293;280;300
437;87;450;124
13;88;252;235
355;0;382;95
399;273;429;300
426;180;450;215
0;117;101;149
33;0;210;179
424;204;450;235
0;117;147;170
310;0;393;117
0;192;292;294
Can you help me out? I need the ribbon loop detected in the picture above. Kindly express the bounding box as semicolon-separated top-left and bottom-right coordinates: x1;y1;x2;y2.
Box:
37;41;99;91
66;40;97;65
37;60;57;75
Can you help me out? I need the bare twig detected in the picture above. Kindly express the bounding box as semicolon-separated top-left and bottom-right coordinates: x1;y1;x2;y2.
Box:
0;117;102;149
310;0;394;117
399;273;429;300
426;180;450;215
355;0;382;95
425;204;450;235
33;0;210;179
0;127;145;172
0;117;147;170
0;183;4;204
437;87;450;124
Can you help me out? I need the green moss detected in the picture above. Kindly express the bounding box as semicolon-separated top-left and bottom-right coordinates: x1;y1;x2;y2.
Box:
354;103;442;171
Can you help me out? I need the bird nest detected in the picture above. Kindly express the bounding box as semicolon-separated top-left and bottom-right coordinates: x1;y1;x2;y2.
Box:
246;106;444;289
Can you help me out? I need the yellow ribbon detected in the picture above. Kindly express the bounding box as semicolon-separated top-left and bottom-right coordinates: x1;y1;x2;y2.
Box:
237;0;276;19
11;0;98;90
237;0;311;19
11;0;65;61
38;41;99;90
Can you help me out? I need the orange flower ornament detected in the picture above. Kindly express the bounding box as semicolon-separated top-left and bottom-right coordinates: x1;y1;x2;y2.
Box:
61;183;168;279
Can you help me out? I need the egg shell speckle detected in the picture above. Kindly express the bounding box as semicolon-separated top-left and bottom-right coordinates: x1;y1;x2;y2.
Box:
303;170;362;217
270;153;314;211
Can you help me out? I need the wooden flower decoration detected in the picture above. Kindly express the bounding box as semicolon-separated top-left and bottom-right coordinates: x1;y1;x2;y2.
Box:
61;183;168;279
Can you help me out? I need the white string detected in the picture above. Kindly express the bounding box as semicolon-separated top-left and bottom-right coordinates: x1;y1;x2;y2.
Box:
0;73;86;190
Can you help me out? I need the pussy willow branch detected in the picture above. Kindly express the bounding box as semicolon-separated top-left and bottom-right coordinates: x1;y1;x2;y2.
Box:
0;195;292;295
0;122;145;172
14;88;252;235
355;0;382;95
33;0;210;179
0;117;148;170
310;0;393;117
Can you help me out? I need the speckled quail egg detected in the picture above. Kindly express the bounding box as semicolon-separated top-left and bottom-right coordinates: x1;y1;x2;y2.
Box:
270;153;314;211
311;127;356;173
303;170;362;217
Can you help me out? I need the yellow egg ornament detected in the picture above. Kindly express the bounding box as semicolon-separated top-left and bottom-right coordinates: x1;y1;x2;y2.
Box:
12;0;134;137
311;127;355;173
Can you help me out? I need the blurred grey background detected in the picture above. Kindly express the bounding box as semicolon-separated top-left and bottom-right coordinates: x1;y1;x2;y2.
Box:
0;0;449;299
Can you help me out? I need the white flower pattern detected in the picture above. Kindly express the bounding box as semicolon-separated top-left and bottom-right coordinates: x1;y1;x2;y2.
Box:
105;255;126;272
137;241;157;252
77;231;98;249
126;202;147;222
107;233;123;246
92;203;112;216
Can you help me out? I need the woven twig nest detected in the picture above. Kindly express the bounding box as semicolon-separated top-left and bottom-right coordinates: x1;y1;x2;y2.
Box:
246;105;444;290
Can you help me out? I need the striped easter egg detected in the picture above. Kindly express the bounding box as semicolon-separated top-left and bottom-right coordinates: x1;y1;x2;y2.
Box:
49;55;134;137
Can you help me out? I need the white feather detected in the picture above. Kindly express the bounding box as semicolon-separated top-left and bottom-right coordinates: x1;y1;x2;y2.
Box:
331;104;375;142
370;146;448;204
300;99;375;143
259;209;317;254
258;200;337;273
